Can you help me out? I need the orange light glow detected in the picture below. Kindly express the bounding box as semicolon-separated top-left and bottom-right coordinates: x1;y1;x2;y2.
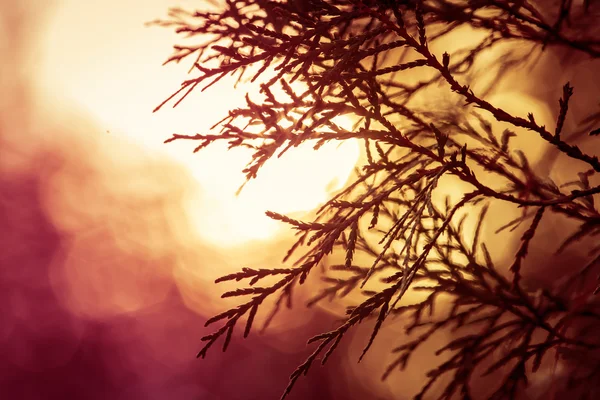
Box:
185;124;359;246
40;0;360;248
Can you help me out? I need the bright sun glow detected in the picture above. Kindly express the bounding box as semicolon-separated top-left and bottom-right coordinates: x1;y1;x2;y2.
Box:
186;122;359;246
39;0;360;248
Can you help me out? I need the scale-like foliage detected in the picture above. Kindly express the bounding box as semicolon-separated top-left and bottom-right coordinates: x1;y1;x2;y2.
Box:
152;1;600;399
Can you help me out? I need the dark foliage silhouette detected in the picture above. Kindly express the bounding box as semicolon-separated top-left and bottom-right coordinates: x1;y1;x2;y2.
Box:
153;1;600;398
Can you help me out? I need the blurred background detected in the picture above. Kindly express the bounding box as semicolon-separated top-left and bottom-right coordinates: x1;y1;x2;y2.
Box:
0;1;368;399
1;1;599;399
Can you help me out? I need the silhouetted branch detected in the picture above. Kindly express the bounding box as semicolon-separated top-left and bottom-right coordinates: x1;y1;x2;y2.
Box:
154;1;600;398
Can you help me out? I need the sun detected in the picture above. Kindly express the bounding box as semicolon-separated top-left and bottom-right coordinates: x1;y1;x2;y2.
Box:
184;119;360;247
38;0;361;248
